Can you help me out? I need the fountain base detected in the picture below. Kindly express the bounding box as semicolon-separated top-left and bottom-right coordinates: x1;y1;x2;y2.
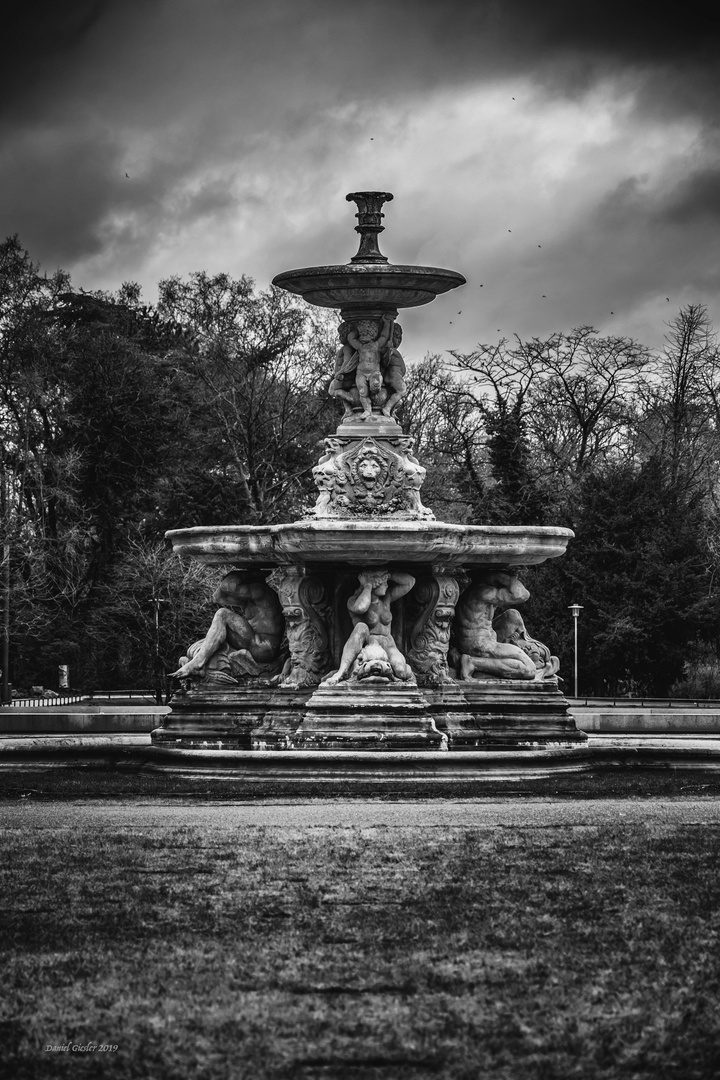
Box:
152;680;587;753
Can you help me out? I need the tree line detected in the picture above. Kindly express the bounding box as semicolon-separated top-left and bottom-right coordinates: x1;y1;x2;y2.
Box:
2;234;719;696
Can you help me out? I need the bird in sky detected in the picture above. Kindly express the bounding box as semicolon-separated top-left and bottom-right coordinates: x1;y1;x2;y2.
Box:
125;172;129;178
458;311;462;314
666;297;670;301
538;245;541;248
542;295;546;298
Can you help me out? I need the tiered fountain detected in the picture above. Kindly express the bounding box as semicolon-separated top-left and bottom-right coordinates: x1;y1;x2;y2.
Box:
152;192;587;765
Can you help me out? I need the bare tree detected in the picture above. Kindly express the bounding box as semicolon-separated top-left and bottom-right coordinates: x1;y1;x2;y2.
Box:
638;304;720;493
404;355;487;520
452;329;650;498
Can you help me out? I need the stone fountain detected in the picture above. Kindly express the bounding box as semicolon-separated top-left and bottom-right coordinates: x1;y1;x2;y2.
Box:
153;192;587;760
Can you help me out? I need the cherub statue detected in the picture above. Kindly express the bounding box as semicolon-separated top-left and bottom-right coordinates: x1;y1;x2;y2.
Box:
346;315;394;420
381;322;407;417
328;321;359;417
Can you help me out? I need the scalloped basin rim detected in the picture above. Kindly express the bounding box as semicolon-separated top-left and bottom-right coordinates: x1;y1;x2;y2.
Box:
166;521;574;567
272;263;467;305
273;263;467;279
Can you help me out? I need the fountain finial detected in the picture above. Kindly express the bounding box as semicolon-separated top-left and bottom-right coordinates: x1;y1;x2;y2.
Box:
346;191;394;264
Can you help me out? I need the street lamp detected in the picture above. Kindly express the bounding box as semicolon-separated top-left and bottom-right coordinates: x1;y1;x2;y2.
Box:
149;596;169;705
568;604;583;698
1;540;10;704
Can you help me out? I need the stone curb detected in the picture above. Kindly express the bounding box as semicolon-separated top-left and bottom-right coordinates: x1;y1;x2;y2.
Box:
2;735;720;780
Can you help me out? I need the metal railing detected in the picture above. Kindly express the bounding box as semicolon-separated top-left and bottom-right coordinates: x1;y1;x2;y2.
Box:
4;691;720;710
4;694;88;708
2;689;165;708
568;697;720;709
86;690;160;703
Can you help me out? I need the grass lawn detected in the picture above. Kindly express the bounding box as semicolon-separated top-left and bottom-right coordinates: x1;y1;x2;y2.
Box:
2;796;720;1079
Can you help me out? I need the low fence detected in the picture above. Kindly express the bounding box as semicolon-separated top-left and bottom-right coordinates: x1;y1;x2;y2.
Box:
568;697;720;709
85;690;162;704
4;692;720;710
2;689;162;708
4;694;88;709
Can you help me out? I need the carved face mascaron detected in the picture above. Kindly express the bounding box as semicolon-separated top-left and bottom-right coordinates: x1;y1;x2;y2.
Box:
358;451;383;483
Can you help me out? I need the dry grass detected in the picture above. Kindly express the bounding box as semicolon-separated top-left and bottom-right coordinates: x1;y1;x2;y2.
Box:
1;815;720;1079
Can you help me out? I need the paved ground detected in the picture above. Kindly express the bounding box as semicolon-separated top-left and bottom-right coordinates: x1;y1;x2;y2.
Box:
3;796;720;831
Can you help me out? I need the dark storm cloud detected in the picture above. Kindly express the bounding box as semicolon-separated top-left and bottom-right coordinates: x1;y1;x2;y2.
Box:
4;0;719;121
597;167;720;230
2;0;108;120
662;168;720;223
0;124;124;263
1;0;719;324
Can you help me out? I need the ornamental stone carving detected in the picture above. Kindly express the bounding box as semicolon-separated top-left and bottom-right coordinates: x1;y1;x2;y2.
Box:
267;567;332;689
310;434;434;520
407;571;460;687
450;570;538;681
346;190;394;263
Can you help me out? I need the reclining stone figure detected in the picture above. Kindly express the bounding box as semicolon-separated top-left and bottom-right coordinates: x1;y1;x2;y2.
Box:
492;608;560;680
451;570;537;681
171;571;285;684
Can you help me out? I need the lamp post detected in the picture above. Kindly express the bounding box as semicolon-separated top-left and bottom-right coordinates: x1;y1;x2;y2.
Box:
568;604;583;698
1;541;9;704
149;597;169;705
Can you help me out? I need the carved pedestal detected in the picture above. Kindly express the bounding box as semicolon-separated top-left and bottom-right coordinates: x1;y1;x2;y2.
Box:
312;416;433;521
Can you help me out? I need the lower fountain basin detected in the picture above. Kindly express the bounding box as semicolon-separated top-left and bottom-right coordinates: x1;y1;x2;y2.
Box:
166;520;573;567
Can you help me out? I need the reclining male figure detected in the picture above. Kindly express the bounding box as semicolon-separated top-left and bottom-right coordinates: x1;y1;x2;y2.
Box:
170;572;283;679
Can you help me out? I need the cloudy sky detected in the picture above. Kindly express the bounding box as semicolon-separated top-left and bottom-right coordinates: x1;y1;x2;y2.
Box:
2;0;719;360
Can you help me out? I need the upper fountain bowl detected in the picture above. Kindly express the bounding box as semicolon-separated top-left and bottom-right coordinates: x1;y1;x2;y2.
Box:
271;261;467;313
272;191;465;315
